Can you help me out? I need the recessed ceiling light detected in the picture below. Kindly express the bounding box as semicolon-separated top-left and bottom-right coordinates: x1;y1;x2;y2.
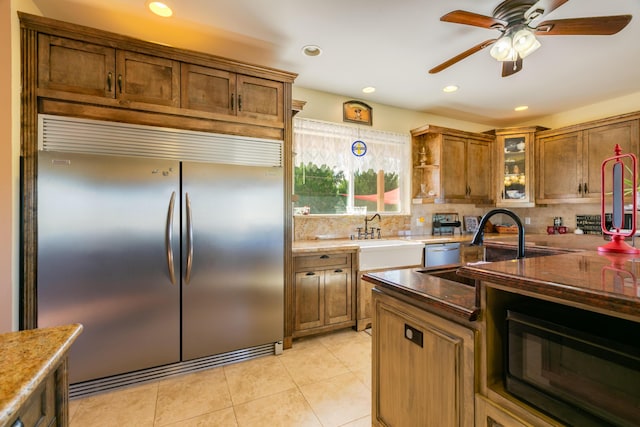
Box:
362;86;376;94
301;45;322;57
443;85;459;93
515;105;529;111
147;1;173;17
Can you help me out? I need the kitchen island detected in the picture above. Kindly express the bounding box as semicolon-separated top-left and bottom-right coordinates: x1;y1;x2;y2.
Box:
0;324;82;427
364;248;640;426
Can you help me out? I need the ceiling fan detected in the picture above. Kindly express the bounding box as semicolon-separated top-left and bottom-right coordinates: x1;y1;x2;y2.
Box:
429;0;632;77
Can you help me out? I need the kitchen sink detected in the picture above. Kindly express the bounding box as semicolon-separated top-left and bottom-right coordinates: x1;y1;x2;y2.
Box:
419;268;477;287
356;239;424;271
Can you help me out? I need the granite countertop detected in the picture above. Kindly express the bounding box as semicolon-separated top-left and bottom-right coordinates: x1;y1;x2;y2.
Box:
293;233;488;254
459;250;640;321
0;323;83;426
362;268;479;321
360;233;640;323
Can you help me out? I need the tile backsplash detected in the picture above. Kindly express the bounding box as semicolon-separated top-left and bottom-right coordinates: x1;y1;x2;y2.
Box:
293;203;604;241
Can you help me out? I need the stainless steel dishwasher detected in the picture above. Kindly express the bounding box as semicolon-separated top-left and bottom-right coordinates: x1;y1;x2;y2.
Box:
423;242;461;269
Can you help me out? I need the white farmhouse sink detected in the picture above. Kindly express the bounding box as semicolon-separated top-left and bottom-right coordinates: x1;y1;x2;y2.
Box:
356;239;424;271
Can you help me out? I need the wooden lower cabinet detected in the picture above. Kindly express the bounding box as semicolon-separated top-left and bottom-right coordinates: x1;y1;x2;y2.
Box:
373;291;475;426
356;274;373;331
9;374;56;427
293;252;355;337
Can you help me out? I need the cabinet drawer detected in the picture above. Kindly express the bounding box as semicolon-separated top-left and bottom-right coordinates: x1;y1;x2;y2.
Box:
294;253;352;271
9;374;55;427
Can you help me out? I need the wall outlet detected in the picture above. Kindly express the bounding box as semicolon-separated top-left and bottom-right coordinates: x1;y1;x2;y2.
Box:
416;217;425;227
525;217;531;225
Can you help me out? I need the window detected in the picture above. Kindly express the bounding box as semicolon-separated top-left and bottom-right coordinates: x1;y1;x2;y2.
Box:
293;118;410;215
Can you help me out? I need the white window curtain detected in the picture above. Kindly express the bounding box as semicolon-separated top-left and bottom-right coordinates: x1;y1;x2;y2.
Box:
293;117;410;213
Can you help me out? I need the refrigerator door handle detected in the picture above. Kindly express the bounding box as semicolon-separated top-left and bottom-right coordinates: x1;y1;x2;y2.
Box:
185;192;194;284
166;191;177;284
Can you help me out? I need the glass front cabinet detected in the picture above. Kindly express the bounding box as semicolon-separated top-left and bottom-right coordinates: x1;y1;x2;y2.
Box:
495;127;547;207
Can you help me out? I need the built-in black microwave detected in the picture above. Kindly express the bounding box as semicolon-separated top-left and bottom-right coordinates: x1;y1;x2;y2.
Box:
505;302;640;426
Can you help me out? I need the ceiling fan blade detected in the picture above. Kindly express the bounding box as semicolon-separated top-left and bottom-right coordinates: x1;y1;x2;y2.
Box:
502;57;523;77
429;39;497;74
535;15;632;36
525;0;569;21
441;10;507;30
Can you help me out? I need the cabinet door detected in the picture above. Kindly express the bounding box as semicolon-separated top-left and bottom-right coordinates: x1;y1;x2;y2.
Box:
537;131;582;201
324;268;352;325
116;50;180;107
237;75;284;124
294;271;324;331
38;34;115;97
583;120;640;198
181;63;236;115
375;299;471;426
497;134;532;206
467;138;492;201
441;135;468;201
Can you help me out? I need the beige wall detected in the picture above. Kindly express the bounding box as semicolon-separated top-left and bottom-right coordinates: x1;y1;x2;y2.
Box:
0;0;12;332
293;86;640;134
291;87;497;134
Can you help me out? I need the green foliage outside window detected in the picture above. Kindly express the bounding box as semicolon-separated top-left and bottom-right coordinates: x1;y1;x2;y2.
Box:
294;163;347;214
294;162;399;214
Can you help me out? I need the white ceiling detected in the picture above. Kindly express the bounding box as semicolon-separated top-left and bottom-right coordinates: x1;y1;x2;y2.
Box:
30;0;640;127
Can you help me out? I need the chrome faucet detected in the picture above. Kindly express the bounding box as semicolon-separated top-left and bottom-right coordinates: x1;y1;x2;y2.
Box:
359;213;381;239
471;208;525;259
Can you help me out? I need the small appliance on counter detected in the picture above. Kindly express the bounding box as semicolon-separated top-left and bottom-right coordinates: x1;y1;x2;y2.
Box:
432;212;461;235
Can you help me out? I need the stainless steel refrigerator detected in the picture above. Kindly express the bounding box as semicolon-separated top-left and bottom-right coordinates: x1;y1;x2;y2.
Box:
37;115;284;386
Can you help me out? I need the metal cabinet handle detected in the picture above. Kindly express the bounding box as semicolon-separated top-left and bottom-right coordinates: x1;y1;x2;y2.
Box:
231;93;234;110
334;269;343;273
431;247;459;252
165;191;176;284
107;72;113;92
238;94;242;111
117;74;123;93
305;272;315;276
185;192;194;284
578;183;582;194
584;182;588;194
320;255;330;259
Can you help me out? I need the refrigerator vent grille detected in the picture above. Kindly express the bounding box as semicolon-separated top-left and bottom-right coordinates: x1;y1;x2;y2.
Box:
69;343;276;399
38;114;282;167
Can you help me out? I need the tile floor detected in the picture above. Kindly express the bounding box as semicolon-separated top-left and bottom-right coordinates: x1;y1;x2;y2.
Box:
69;329;372;427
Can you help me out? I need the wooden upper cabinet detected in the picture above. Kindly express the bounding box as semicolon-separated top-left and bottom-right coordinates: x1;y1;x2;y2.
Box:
440;135;467;201
494;127;546;208
181;63;284;125
537;118;639;203
38;34;115;97
236;75;284;124
583;121;639;198
116;50;180;107
181;64;236;115
466;138;492;200
38;34;180;107
411;125;494;205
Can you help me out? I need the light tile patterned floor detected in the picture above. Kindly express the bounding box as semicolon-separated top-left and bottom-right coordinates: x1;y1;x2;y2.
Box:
68;329;372;427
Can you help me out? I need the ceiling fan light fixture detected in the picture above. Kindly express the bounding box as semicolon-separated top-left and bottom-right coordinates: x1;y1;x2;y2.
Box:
489;36;516;61
513;28;541;58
